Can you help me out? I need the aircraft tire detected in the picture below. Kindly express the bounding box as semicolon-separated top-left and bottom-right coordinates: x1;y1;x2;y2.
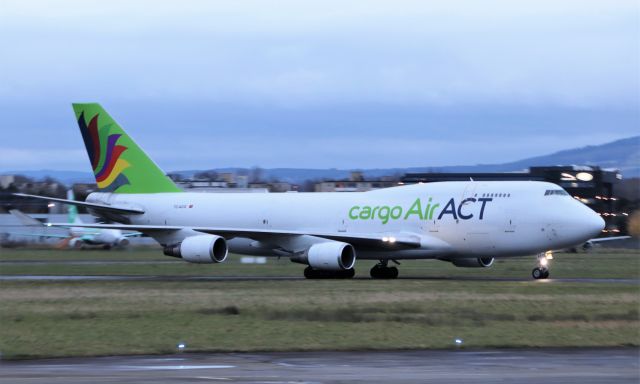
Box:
532;267;543;279
370;265;399;279
532;267;550;280
342;268;356;279
304;266;318;279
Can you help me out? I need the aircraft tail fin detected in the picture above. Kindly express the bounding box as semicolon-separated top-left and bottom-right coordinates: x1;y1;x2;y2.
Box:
72;103;182;194
66;190;82;224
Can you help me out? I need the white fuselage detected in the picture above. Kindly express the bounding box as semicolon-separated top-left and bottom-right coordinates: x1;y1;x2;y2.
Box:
86;181;603;260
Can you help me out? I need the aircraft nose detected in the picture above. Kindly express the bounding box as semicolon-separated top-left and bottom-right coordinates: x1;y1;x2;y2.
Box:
582;210;605;239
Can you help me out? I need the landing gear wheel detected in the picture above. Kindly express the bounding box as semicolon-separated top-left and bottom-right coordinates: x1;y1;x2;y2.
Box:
370;264;399;279
532;267;549;280
304;266;316;279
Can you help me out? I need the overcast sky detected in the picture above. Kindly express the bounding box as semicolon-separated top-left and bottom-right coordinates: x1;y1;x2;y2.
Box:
1;0;638;172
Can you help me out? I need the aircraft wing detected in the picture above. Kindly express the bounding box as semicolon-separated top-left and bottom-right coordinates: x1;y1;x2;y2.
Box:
12;193;145;215
46;223;450;250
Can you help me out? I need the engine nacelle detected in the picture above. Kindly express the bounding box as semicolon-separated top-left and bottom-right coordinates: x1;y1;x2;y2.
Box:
163;235;228;264
68;237;82;249
292;242;356;271
115;237;130;248
450;257;494;268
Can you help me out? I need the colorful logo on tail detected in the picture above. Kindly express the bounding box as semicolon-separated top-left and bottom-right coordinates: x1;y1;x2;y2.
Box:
78;112;131;192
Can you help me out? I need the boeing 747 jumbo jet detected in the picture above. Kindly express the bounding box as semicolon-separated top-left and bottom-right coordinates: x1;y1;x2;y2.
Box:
15;104;605;279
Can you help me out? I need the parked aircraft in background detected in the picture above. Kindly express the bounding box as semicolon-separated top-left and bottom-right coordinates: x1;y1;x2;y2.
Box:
9;190;140;249
15;104;606;278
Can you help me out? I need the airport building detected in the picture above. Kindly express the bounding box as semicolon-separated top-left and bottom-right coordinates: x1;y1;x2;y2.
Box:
314;171;398;192
314;179;397;192
401;165;625;233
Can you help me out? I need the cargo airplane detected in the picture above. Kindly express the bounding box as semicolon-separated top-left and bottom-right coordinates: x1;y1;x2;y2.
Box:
15;104;605;279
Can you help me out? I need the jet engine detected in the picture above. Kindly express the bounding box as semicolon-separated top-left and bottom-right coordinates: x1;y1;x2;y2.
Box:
163;235;228;264
68;237;83;249
292;241;356;271
115;237;130;248
449;257;494;268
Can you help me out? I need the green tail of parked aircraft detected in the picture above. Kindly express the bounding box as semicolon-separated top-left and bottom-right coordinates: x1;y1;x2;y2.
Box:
14;103;611;280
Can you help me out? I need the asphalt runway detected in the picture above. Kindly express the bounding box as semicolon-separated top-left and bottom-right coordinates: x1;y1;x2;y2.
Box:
1;348;637;383
0;274;638;284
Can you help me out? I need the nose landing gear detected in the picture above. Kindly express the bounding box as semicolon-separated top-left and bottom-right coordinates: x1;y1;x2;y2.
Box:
370;260;399;279
532;252;551;279
532;267;549;279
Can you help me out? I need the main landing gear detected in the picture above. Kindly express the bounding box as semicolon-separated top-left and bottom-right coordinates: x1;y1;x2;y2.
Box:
532;252;551;280
370;260;399;279
303;266;355;279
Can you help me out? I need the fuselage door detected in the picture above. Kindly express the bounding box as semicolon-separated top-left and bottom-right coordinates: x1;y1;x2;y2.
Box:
461;182;477;205
338;218;347;233
504;209;516;233
428;219;440;233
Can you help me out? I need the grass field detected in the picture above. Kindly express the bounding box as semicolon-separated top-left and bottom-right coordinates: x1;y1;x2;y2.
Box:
0;247;638;359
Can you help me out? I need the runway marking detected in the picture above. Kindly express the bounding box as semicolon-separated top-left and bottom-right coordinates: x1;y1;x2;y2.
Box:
275;362;328;368
117;364;236;370
194;377;231;381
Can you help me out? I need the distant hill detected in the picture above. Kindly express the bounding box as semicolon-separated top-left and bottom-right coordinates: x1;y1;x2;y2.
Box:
5;136;638;184
447;136;639;176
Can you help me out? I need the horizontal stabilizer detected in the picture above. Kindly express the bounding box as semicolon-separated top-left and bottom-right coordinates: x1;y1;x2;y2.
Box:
12;193;145;215
9;209;45;226
7;209;70;238
4;231;70;239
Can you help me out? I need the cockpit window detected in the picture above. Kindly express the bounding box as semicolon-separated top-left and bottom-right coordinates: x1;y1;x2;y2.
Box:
544;189;569;196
